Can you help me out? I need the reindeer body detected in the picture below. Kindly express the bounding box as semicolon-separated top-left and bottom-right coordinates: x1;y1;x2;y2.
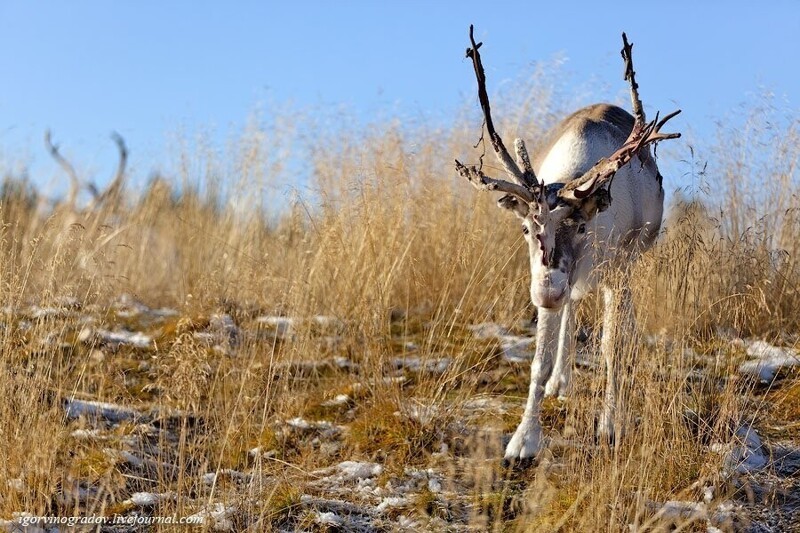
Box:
455;29;679;463
532;103;664;301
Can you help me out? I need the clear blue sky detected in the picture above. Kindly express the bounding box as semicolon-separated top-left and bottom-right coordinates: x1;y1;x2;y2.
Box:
0;2;798;197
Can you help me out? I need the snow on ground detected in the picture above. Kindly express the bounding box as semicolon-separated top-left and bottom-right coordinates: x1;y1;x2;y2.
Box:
646;499;739;530
330;461;383;482
78;327;153;349
63;399;142;423
738;339;800;383
714;424;768;474
187;503;237;531
126;492;176;507
6;304;800;530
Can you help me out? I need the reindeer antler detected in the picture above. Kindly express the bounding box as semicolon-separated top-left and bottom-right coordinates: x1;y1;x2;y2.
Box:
454;159;535;202
560;34;681;201
44;130;82;208
455;25;538;195
87;132;128;209
621;32;645;125
44;131;129;210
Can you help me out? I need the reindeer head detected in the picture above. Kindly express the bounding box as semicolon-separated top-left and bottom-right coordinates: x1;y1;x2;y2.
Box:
455;27;680;309
497;180;611;308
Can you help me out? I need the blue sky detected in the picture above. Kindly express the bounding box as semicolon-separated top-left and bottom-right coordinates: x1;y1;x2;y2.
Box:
0;2;798;197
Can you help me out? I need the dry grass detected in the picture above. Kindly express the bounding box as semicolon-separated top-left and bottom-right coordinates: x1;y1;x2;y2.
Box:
0;81;798;531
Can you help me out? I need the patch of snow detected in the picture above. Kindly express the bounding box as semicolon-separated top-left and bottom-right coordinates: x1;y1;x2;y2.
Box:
463;396;508;414
153;307;179;317
500;336;535;363
401;404;439;425
112;294;176;319
333;356;358;370
468;322;510;339
284;417;342;439
113;294;151;317
79;327;153;349
722;425;768;474
286;417;312;430
390;467;443;496
248;447;277;459
63;398;142;423
392;356;451;374
315;511;343;526
201;469;251;486
396;515;422;530
127;492;175;507
645;499;738;530
309;461;384;493
336;461;383;481
255;316;294;339
70;428;108;440
738;340;799;383
28;306;71;320
187;503;237;532
321;394;351;407
376;496;408;513
656;500;707;521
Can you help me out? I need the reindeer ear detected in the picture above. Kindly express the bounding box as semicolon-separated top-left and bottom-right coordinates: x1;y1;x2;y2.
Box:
579;188;611;219
497;194;530;218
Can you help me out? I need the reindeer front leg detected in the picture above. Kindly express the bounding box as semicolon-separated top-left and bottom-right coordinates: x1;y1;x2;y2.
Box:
597;285;633;444
544;300;575;399
505;307;561;462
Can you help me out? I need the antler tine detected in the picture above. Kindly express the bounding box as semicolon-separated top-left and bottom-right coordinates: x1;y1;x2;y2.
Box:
464;25;536;188
621;32;645;125
88;132;128;210
455;159;535;203
44;130;81;208
655;109;682;134
514;138;537;183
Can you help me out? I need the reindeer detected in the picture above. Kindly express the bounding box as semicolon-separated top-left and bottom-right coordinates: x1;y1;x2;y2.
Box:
44;130;128;214
41;131;130;284
455;28;680;462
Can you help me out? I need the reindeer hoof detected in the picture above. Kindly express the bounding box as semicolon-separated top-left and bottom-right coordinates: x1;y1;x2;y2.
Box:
544;376;569;399
502;456;538;470
504;424;543;465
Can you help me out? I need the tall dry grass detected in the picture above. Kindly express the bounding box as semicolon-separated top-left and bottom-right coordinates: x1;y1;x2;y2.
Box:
0;76;797;530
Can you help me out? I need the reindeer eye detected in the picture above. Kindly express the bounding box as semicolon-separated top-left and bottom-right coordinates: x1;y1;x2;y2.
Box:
577;224;586;234
522;225;530;235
